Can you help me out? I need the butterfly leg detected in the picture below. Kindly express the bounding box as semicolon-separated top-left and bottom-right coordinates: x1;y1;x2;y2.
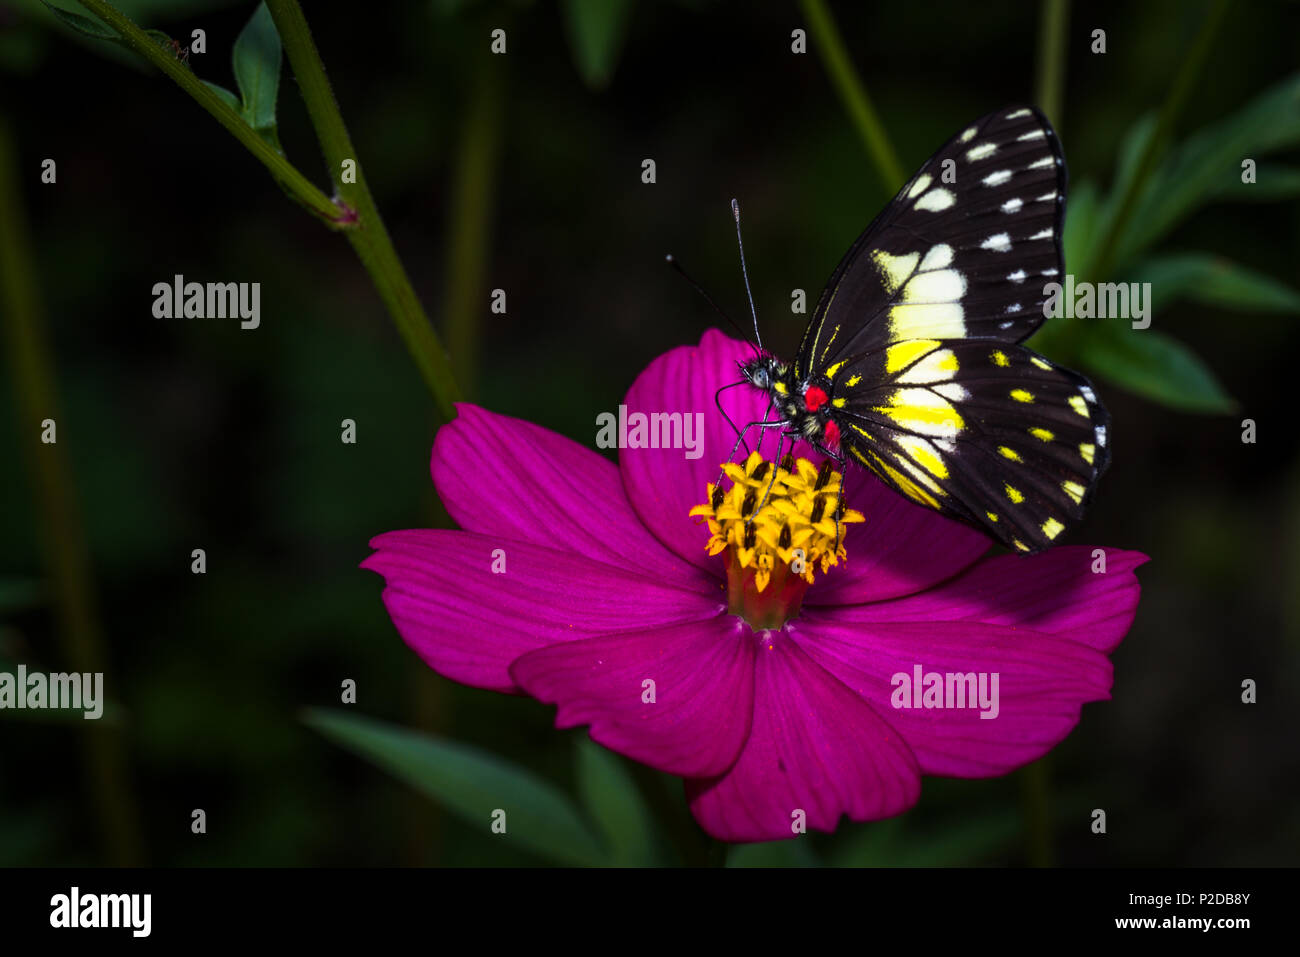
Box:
713;380;754;456
746;431;787;523
810;440;849;551
716;401;782;488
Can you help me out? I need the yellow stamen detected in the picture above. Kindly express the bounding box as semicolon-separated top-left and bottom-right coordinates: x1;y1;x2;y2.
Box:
690;453;865;629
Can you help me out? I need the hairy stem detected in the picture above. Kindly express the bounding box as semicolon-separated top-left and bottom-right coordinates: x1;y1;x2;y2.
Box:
1035;0;1071;133
73;0;344;226
800;0;905;192
265;0;463;420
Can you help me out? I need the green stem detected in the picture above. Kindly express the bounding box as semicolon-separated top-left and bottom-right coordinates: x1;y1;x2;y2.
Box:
0;115;143;866
1034;0;1070;133
442;59;506;398
265;0;463;421
72;0;344;226
1089;0;1230;281
799;0;905;192
1020;757;1053;867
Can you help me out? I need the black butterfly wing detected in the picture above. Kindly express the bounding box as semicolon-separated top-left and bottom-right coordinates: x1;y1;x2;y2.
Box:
829;338;1110;553
795;105;1066;382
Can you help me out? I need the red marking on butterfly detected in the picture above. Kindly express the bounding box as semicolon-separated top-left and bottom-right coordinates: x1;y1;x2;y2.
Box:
822;420;840;450
803;386;829;412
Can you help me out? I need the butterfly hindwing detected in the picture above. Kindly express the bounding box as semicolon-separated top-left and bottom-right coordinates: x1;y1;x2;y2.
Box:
796;106;1067;382
827;338;1109;553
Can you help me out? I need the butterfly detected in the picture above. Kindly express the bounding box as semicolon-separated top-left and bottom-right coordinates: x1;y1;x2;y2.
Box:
735;105;1109;554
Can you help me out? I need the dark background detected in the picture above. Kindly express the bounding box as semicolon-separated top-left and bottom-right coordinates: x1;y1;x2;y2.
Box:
0;0;1297;866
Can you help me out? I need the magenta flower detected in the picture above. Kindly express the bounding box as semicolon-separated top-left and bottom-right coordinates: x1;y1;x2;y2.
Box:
363;330;1145;843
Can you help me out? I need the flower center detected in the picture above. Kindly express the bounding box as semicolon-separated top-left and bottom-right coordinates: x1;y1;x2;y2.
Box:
690;452;864;630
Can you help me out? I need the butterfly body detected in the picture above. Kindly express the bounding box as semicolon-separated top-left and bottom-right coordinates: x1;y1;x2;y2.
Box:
737;106;1110;554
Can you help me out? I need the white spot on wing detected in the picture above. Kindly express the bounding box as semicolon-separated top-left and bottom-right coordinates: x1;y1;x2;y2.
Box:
933;383;969;402
1008;269;1027;283
960;127;977;143
914;188;956;212
1029;228;1053;240
918;244;954;271
981;233;1012;252
1005;109;1032;119
1095;425;1107;446
907;174;933;199
899;348;959;384
1042;268;1059;276
1080;385;1096;403
966;143;998;161
1029;157;1056;169
983;170;1012;187
1035;192;1058;202
1017;129;1046;141
1006;303;1022;313
904;268;965;303
1001;198;1024;213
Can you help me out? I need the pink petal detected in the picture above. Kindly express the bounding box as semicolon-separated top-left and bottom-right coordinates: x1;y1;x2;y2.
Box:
362;530;723;693
816;546;1147;653
619;330;779;572
805;464;992;604
686;635;920;842
791;615;1113;777
432;403;702;588
509;617;754;778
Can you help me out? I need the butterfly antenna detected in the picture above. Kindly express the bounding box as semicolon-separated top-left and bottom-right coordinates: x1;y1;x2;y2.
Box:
664;254;757;350
731;198;763;351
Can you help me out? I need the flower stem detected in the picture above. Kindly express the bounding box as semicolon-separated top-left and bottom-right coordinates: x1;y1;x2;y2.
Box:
264;0;463;421
1088;0;1230;282
72;0;344;226
1019;756;1053;867
1034;0;1070;133
442;58;506;398
799;0;905;192
0;115;143;866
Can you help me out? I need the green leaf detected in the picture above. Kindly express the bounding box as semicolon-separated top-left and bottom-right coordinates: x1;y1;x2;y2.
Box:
201;80;241;112
830;811;1024;866
38;1;118;41
727;839;820;867
1062;179;1100;277
561;0;635;90
304;708;608;866
1079;322;1237;413
1128;253;1300;314
38;3;178;55
1081;115;1154;278
1207;164;1300;202
232;2;282;142
1115;73;1300;265
575;737;657;866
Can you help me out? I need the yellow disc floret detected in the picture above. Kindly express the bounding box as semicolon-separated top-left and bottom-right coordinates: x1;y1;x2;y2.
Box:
690;452;865;630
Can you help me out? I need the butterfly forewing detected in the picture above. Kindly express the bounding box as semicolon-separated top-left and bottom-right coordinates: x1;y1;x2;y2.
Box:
796;106;1067;382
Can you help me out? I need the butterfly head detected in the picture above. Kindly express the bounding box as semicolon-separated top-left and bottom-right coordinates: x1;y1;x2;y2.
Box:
738;354;785;392
739;355;840;451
